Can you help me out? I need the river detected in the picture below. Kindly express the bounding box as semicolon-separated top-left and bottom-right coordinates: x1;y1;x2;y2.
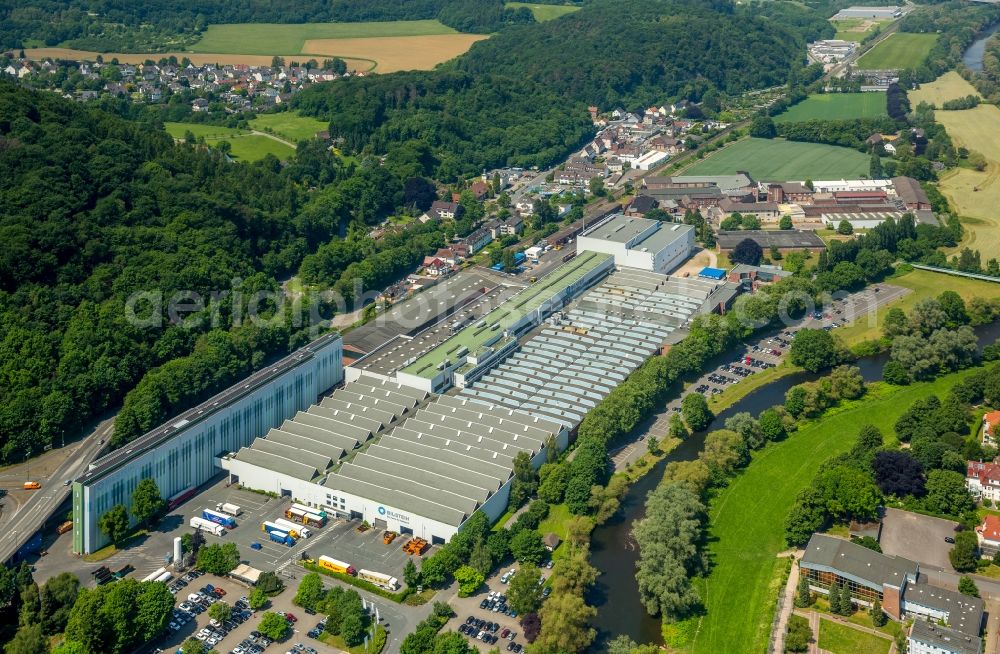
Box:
587;320;1000;649
963;22;1000;72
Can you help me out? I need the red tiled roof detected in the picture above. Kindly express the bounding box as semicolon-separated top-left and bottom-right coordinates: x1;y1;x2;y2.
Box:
985;411;1000;428
980;515;1000;542
968;460;1000;486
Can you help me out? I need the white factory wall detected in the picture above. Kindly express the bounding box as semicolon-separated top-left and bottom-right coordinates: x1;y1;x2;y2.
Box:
76;335;343;554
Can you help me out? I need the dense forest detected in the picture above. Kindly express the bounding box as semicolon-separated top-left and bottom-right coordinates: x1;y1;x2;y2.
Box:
293;0;807;178
0;81;451;460
0;0;534;51
970;34;1000;102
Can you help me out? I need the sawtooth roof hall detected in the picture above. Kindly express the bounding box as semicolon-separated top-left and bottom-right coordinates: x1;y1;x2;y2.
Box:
221;379;566;542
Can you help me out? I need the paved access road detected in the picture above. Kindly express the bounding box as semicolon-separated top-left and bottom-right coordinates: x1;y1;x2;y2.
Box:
0;416;113;563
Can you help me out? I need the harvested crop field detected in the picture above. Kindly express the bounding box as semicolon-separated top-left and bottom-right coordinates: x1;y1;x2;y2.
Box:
301;34;487;72
935;103;1000;255
774;93;887;123
910;71;980;107
22;47;373;71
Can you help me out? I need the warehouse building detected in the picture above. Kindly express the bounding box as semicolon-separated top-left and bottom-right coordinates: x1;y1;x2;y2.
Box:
462;268;724;429
387;251;614;393
576;214;695;274
73;333;344;554
221;380;565;543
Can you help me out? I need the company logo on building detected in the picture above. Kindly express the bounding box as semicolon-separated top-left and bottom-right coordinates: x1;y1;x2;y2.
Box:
377;506;410;524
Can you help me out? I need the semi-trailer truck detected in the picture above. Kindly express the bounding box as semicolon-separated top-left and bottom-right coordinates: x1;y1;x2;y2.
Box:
317;555;355;576
190;516;225;537
217;503;242;517
269;530;295;546
202;508;236;529
273;518;309;539
358;569;399;591
261;521;288;536
285;507;308;522
291;503;326;519
303;512;326;528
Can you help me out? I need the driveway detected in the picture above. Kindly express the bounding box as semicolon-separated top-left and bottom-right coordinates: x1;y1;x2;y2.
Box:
880;508;958;570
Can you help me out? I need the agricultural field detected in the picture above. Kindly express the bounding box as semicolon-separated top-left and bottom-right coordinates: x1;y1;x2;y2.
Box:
189;20;457;54
22;48;356;69
836;267;1000;346
773;93;887;123
686;368;983;654
830;17;889;42
299;34;488;72
935;103;1000;255
855;32;937;70
683;138;870;181
163;122;295;161
818;620;891;654
249;112;328;143
506;2;581;21
910;71;980;107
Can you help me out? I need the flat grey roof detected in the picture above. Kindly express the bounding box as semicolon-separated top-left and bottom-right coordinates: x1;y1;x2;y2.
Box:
716;230;826;250
583;215;657;243
801;534;917;590
904;580;983;636
908;620;980;654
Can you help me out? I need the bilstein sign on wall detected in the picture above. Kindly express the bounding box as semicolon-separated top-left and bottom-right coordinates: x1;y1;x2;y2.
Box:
378;506;410;524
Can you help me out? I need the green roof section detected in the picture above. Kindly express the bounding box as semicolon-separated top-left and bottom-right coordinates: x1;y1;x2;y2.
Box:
401;251;612;379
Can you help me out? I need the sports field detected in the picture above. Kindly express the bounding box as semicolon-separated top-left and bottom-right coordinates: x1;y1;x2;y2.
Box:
189;20;457;54
835;268;1000;346
249;112;328;143
683;138;870;181
163;122;296;161
774;93;887;123
910;71;980;107
830;17;889;42
506;2;580;21
818;620;891;654
935;103;1000;255
686;368;983;654
855;32;938;70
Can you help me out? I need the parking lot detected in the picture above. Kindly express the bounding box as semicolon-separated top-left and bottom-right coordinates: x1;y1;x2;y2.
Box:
446;562;553;653
151;571;339;654
879;507;959;570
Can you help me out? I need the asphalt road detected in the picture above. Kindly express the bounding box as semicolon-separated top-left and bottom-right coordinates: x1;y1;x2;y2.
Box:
0;417;113;563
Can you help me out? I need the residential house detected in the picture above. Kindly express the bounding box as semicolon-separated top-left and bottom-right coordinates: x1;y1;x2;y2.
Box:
422;201;463;222
421;257;452;277
967;460;1000;502
976;514;1000;557
469;180;490;201
461;227;493;255
984;411;1000;446
625;195;659;217
499;215;524;236
191;98;209;112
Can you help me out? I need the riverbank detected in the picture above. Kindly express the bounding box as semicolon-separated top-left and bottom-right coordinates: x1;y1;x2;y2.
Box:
684;367;985;654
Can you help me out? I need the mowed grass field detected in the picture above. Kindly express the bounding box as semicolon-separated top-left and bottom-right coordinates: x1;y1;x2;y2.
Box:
856;32;938;70
818;620;891;654
249;112;328;143
836;268;1000;346
683;138;870;181
506;2;580;21
189;20;457;54
163;122;296;161
935;103;1000;255
686;368;983;654
910;71;980;107
774;93;887;123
